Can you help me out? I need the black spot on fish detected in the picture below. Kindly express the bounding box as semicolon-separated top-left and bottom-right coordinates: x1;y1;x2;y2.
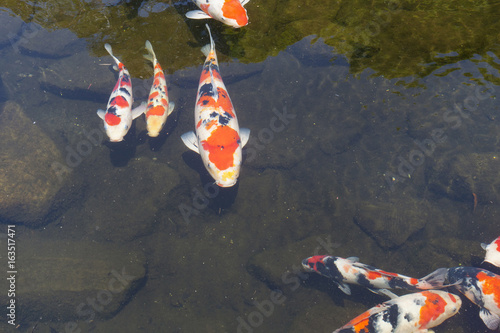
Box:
404;312;413;322
224;111;233;119
356;273;375;289
107;106;118;115
383;304;400;328
317;257;344;283
210;112;218;118
413;298;425;306
219;115;229;126
119;87;131;96
199;83;215;98
121;75;130;83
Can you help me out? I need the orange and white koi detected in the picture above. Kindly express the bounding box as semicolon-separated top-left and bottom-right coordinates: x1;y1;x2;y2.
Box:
302;255;447;298
181;24;250;187
186;0;249;28
426;266;500;330
482;236;500;267
333;290;461;333
97;44;145;142
144;40;175;137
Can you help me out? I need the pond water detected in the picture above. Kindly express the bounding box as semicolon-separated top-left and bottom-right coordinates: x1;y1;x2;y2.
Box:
0;1;500;332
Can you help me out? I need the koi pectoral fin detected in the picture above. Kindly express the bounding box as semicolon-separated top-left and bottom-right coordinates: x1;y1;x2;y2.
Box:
167;102;175;116
97;109;106;120
240;128;250;147
181;131;199;153
480;308;500;330
132;102;147;119
335;282;351;295
241;0;250;6
186;10;212;20
368;288;398;299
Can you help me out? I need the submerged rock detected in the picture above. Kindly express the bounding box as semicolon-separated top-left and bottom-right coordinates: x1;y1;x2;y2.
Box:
354;197;440;249
10;233;146;323
0;102;74;226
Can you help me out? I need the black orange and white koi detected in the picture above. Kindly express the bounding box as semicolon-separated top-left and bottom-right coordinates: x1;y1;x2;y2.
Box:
425;266;500;330
482;236;500;267
333;290;461;333
144;40;175;137
302;255;447;298
181;24;250;187
97;43;145;142
186;0;249;28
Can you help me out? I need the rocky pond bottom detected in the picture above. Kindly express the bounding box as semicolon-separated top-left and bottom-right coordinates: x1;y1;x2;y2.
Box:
0;8;499;333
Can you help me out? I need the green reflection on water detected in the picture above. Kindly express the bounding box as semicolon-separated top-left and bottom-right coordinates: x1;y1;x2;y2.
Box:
3;0;500;82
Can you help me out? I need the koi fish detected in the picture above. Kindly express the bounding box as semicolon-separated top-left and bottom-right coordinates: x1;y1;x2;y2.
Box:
144;40;175;137
426;266;500;330
181;24;250;187
302;255;447;298
97;43;145;142
482;236;500;267
333;290;461;333
186;0;249;28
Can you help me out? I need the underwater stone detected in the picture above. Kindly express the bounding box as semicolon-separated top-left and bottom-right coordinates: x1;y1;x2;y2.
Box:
0;102;73;226
10;233;146;323
353;198;434;249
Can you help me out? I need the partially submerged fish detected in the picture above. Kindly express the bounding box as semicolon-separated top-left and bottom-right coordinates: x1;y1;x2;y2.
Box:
97;43;145;142
181;24;250;187
186;0;249;28
144;40;175;137
333;290;461;333
482;236;500;267
302;255;447;298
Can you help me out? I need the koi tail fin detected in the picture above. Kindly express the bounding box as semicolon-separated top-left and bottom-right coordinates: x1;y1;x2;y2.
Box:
416;268;449;289
144;40;156;64
104;43;122;71
201;24;215;57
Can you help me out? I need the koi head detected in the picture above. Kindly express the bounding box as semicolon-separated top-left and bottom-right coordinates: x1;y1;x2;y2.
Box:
302;255;329;273
417;291;462;329
103;112;129;142
199;125;243;187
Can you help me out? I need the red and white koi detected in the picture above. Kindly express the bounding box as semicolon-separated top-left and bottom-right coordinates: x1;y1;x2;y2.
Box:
97;43;145;142
332;290;461;333
186;0;249;28
302;255;446;297
482;236;500;267
181;24;250;187
144;40;175;137
425;266;500;330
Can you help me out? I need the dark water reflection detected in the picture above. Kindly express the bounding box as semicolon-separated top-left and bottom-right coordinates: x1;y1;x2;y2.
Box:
0;1;499;332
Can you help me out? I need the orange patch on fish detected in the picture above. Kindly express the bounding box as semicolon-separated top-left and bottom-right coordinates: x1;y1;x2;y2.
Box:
201;126;240;170
409;277;419;285
146;106;165;117
222;0;248;26
149;91;160;100
105;113;121;126
205;119;217;130
346;310;371;333
367;271;382;280
495;238;500;252
200;3;210;15
418;291;447;328
477;271;500;306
